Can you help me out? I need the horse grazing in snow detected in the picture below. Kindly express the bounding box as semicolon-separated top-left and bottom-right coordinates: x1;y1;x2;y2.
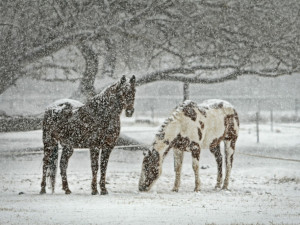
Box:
139;99;239;192
40;75;136;195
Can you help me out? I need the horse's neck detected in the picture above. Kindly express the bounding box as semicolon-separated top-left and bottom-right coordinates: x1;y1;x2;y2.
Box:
81;91;123;120
153;119;180;160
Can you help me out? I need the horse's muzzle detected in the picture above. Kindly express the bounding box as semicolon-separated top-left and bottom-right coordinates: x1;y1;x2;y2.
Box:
139;185;147;192
125;109;134;117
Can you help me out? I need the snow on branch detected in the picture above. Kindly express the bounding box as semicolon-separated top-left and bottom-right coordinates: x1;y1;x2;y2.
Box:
25;63;78;73
17;29;106;66
136;65;293;86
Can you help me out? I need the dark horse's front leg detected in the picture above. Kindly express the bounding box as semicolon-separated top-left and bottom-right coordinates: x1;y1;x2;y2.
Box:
90;147;100;195
99;146;113;195
60;145;74;194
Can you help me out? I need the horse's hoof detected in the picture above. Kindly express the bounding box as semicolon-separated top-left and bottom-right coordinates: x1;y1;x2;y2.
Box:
40;189;46;194
65;189;72;194
194;188;201;192
100;190;108;195
91;190;99;195
215;185;221;189
222;186;229;191
172;188;179;192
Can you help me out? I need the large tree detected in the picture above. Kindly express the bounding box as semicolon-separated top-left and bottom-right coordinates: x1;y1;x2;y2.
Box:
1;0;299;98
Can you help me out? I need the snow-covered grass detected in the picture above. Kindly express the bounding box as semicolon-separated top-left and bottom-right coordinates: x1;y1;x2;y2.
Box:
0;122;299;225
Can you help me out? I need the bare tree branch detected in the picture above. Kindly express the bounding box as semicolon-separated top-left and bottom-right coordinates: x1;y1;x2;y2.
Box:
23;62;78;73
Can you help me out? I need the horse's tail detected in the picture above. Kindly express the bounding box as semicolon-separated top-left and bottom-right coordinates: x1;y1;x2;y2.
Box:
46;144;59;193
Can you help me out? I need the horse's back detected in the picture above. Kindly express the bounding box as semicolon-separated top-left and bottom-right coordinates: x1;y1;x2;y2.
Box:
43;99;84;144
46;99;84;112
198;99;239;149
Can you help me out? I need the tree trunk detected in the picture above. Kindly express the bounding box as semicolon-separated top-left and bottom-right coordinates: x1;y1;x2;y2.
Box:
76;43;98;100
0;65;21;95
102;38;116;78
183;82;190;101
0;8;21;95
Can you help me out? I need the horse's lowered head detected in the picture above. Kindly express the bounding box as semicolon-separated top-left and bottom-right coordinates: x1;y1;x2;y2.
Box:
139;148;161;192
117;75;136;117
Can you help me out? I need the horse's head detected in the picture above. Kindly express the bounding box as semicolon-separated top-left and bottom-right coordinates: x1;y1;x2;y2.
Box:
139;148;161;192
117;75;136;117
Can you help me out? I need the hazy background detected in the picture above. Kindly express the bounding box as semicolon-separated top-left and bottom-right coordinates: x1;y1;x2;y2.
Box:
1;72;299;122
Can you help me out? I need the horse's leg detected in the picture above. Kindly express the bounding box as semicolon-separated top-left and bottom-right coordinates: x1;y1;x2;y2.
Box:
223;140;236;190
40;146;51;194
40;139;58;194
90;147;100;195
99;147;113;195
49;144;59;194
191;143;201;192
60;145;74;194
210;144;223;189
172;148;184;192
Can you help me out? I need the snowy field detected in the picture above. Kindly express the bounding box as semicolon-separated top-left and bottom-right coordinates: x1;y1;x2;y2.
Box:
0;122;299;225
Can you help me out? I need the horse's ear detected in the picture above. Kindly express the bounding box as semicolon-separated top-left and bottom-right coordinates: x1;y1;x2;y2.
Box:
130;75;136;84
120;75;126;85
143;149;147;156
143;149;151;156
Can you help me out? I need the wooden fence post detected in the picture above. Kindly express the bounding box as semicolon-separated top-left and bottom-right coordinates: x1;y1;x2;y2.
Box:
256;112;260;143
183;82;190;101
296;98;298;117
270;109;273;132
151;106;155;124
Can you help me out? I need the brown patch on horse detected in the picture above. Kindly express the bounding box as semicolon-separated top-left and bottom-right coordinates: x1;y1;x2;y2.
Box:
197;128;202;141
224;114;238;149
143;150;160;186
230;154;234;168
209;126;227;149
199;121;204;129
210;137;223;149
182;104;197;121
156;132;165;140
209;112;239;153
217;102;223;108
233;109;240;127
171;134;190;151
190;142;200;161
198;108;207;117
163;146;171;158
211;102;224;109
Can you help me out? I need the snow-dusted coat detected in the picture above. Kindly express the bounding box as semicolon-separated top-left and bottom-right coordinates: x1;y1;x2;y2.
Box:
139;99;239;192
40;75;136;195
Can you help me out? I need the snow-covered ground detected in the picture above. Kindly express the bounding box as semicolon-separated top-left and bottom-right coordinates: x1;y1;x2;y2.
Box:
0;122;299;225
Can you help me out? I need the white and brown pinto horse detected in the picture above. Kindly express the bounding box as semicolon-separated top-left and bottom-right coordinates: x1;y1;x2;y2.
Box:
40;75;136;195
139;99;239;192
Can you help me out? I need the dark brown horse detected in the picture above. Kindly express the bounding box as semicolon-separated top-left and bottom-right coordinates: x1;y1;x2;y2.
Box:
40;75;136;195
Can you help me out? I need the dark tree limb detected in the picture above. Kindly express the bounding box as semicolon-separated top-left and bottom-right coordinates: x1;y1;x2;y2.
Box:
76;43;98;98
102;38;116;78
136;66;294;86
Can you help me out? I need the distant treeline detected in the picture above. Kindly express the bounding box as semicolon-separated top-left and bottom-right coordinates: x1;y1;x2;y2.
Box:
0;116;42;132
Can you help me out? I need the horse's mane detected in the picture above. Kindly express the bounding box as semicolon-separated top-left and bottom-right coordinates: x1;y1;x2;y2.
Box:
155;100;197;141
79;81;122;120
89;82;119;104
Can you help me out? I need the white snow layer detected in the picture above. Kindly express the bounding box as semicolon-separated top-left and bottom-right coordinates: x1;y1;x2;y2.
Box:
0;122;299;225
46;99;84;112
